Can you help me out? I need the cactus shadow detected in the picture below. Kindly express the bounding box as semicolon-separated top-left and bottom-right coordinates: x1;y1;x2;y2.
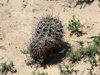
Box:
25;42;72;69
43;42;71;68
70;30;87;37
74;0;94;9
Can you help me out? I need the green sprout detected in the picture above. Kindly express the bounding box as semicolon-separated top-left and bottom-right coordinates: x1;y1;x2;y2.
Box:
38;56;45;64
84;45;99;57
58;63;62;72
93;33;100;48
98;55;100;62
77;41;84;48
66;51;71;57
88;56;97;65
58;62;76;75
20;49;30;57
98;3;100;8
0;61;14;73
67;15;84;31
89;69;93;75
32;70;50;75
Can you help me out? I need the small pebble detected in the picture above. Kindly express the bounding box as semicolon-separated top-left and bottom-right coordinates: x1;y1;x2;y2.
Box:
71;39;79;42
0;57;4;60
87;41;93;43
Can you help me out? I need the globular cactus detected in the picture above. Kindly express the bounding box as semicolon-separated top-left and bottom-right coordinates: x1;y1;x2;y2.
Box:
28;14;64;62
29;37;59;58
34;15;63;41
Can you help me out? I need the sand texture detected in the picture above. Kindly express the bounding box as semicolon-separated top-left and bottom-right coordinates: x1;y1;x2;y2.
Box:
0;0;100;75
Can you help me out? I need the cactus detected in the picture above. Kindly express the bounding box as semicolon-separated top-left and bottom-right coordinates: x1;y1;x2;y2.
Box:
28;14;64;62
34;15;63;41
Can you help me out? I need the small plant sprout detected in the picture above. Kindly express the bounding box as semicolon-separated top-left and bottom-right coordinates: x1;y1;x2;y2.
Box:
98;55;100;63
67;15;84;31
58;63;62;72
69;50;82;61
58;62;76;75
32;70;50;75
88;56;97;66
84;45;99;57
32;70;36;75
67;44;99;62
93;33;100;48
69;63;76;68
98;2;100;8
20;49;30;57
89;68;93;75
0;61;14;73
38;56;45;64
77;41;84;48
66;51;71;57
60;49;66;54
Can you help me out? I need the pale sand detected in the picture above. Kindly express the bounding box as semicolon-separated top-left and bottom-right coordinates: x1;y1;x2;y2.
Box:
0;0;100;75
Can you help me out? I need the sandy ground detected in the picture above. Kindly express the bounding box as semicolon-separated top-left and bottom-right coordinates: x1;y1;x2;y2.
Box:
0;0;100;75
